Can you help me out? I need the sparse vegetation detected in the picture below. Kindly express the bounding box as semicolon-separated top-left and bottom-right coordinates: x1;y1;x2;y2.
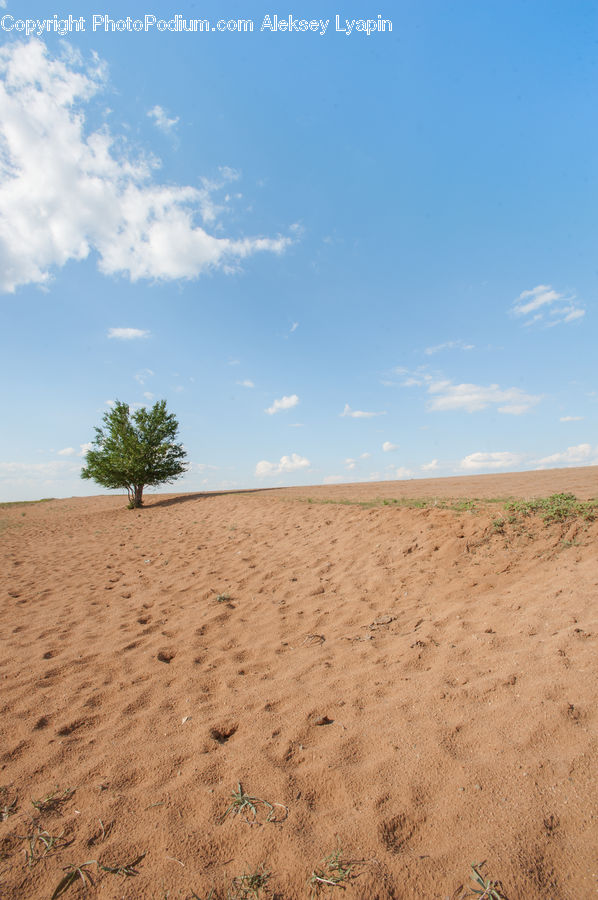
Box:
308;847;354;896
51;861;96;898
22;826;72;866
99;850;146;877
0;789;17;821
0;498;54;508
504;492;597;524
31;787;75;813
216;593;231;603
229;864;271;899
218;783;287;825
296;491;598;526
468;861;508;899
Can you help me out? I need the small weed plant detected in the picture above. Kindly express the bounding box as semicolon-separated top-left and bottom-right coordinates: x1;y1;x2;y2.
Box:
218;783;287;825
309;847;354;896
229;864;271;899
31;787;74;814
468;861;508;899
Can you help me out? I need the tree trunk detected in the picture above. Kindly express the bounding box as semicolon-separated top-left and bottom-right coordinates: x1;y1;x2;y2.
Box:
133;485;144;508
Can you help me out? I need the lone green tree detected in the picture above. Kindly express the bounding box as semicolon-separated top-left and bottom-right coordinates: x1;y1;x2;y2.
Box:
81;400;187;508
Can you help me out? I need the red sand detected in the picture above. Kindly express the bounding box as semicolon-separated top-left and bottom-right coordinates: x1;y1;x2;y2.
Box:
1;467;597;899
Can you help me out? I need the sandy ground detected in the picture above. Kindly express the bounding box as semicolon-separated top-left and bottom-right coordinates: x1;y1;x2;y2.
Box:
0;467;597;899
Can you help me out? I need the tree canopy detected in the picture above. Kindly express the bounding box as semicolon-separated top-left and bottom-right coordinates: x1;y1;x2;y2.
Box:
81;400;187;508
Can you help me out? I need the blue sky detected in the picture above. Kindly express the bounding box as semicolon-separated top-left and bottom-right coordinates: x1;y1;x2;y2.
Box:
0;1;596;501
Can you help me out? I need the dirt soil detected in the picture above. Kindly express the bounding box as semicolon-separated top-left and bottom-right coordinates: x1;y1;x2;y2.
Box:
1;467;597;899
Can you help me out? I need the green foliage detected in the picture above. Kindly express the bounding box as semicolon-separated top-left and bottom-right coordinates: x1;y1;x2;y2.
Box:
81;400;187;508
504;492;597;524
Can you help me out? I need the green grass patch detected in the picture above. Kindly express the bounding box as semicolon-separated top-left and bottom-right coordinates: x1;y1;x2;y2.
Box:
504;492;597;523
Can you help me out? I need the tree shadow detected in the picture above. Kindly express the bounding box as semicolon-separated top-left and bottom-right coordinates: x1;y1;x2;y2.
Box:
146;488;274;509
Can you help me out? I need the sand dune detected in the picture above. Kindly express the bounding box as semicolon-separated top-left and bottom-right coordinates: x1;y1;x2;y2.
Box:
1;467;597;899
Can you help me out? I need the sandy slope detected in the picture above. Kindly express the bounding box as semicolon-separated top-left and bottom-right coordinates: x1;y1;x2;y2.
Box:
0;467;597;899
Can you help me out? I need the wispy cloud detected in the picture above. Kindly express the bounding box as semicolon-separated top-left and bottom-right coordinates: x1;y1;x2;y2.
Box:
134;368;154;385
341;404;386;419
323;475;344;484
424;339;474;356
427;380;540;415
108;327;150;340
460;451;524;471
147;104;179;134
382;441;398;452
57;447;75;456
255;453;310;477
289;322;299;333
535;443;595;468
237;379;255;388
560;416;583;422
0;40;290;293
265;394;299;415
512;284;585;326
395;467;414;479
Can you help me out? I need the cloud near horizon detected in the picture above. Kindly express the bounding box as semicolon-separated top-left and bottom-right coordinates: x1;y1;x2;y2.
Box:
535;443;595;468
0;40;290;293
460;451;524;471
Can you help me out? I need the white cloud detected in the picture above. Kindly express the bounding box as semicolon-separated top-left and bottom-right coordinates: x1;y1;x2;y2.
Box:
57;447;75;456
560;416;583;422
461;451;524;471
108;327;150;340
143;391;154;400
395;467;414;479
345;458;357;470
535;443;595;468
147;104;179;134
289;322;299;333
427;380;540;415
382;441;398;452
421;459;439;471
134;368;154;385
265;394;299;415
255;453;310;477
195;463;218;472
323;475;344;484
359;452;371;459
341;403;386;419
425;340;474;356
512;284;585;326
79;442;92;455
237;380;254;388
0;40;290;293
